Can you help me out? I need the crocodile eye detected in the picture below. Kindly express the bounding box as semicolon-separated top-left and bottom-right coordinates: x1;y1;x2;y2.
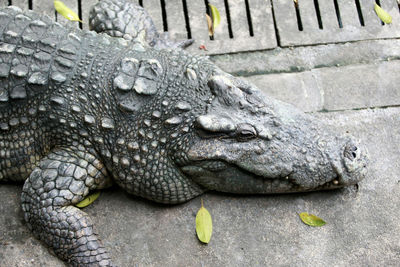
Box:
236;124;257;141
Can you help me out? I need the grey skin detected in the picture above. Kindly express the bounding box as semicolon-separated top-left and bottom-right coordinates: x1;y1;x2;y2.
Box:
0;5;367;267
89;0;194;49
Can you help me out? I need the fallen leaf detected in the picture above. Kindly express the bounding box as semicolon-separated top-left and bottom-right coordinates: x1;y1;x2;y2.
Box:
209;4;221;30
54;0;82;22
206;14;213;36
299;212;326;227
196;199;213;243
76;191;100;208
374;3;392;24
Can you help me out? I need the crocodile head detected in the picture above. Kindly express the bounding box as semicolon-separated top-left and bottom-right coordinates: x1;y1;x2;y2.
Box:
179;71;368;194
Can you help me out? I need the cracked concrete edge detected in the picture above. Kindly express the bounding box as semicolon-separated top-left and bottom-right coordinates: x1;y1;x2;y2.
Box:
210;39;400;77
244;60;400;112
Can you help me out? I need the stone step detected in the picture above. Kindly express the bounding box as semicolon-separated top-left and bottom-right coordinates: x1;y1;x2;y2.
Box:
245;59;400;112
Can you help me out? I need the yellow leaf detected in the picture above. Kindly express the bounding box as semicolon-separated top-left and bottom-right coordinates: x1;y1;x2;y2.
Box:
209;4;221;30
195;199;213;243
205;14;213;36
76;191;100;208
374;3;392;24
299;212;326;227
54;0;82;22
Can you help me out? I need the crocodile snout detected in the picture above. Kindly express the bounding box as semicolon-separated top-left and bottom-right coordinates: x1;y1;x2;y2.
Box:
329;139;368;188
344;142;360;161
341;140;368;183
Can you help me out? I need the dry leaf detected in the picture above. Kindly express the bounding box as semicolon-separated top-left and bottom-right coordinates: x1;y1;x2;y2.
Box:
195;199;213;243
206;14;213;36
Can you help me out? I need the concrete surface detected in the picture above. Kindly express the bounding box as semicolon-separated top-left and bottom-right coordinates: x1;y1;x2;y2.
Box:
211;39;400;75
1;107;400;266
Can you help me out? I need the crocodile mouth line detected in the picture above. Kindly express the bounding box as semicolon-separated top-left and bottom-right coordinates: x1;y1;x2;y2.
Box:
229;160;341;188
182;159;343;193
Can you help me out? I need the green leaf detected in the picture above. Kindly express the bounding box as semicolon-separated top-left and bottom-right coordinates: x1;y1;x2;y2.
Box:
299;212;326;227
374;3;392;24
76;191;100;208
54;0;82;22
195;199;213;244
209;4;221;30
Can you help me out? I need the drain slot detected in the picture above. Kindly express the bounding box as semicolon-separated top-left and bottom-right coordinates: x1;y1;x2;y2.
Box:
245;0;254;36
204;0;211;14
77;0;82;29
313;0;323;29
375;1;385;25
224;0;234;38
354;0;364;26
182;0;192;39
160;0;168;31
375;0;385;25
204;0;210;15
204;0;213;40
294;1;303;31
333;0;343;28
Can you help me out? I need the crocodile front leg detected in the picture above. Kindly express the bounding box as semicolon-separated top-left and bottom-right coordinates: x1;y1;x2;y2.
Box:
21;148;114;266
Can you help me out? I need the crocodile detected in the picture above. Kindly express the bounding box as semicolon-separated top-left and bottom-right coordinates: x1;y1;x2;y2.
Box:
89;0;194;49
0;5;367;267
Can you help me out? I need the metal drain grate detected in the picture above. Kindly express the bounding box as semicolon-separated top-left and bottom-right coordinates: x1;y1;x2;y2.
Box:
3;0;400;52
140;0;277;54
273;0;400;46
2;0;277;54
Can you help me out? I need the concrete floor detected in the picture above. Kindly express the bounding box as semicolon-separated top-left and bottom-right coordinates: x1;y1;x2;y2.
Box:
1;107;399;266
0;1;400;267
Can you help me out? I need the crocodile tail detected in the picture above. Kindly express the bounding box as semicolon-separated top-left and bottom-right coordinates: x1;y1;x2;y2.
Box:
89;0;158;47
153;32;194;50
89;0;194;50
174;39;195;49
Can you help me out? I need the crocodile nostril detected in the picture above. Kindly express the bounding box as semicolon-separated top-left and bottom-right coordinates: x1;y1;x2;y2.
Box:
344;144;358;160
